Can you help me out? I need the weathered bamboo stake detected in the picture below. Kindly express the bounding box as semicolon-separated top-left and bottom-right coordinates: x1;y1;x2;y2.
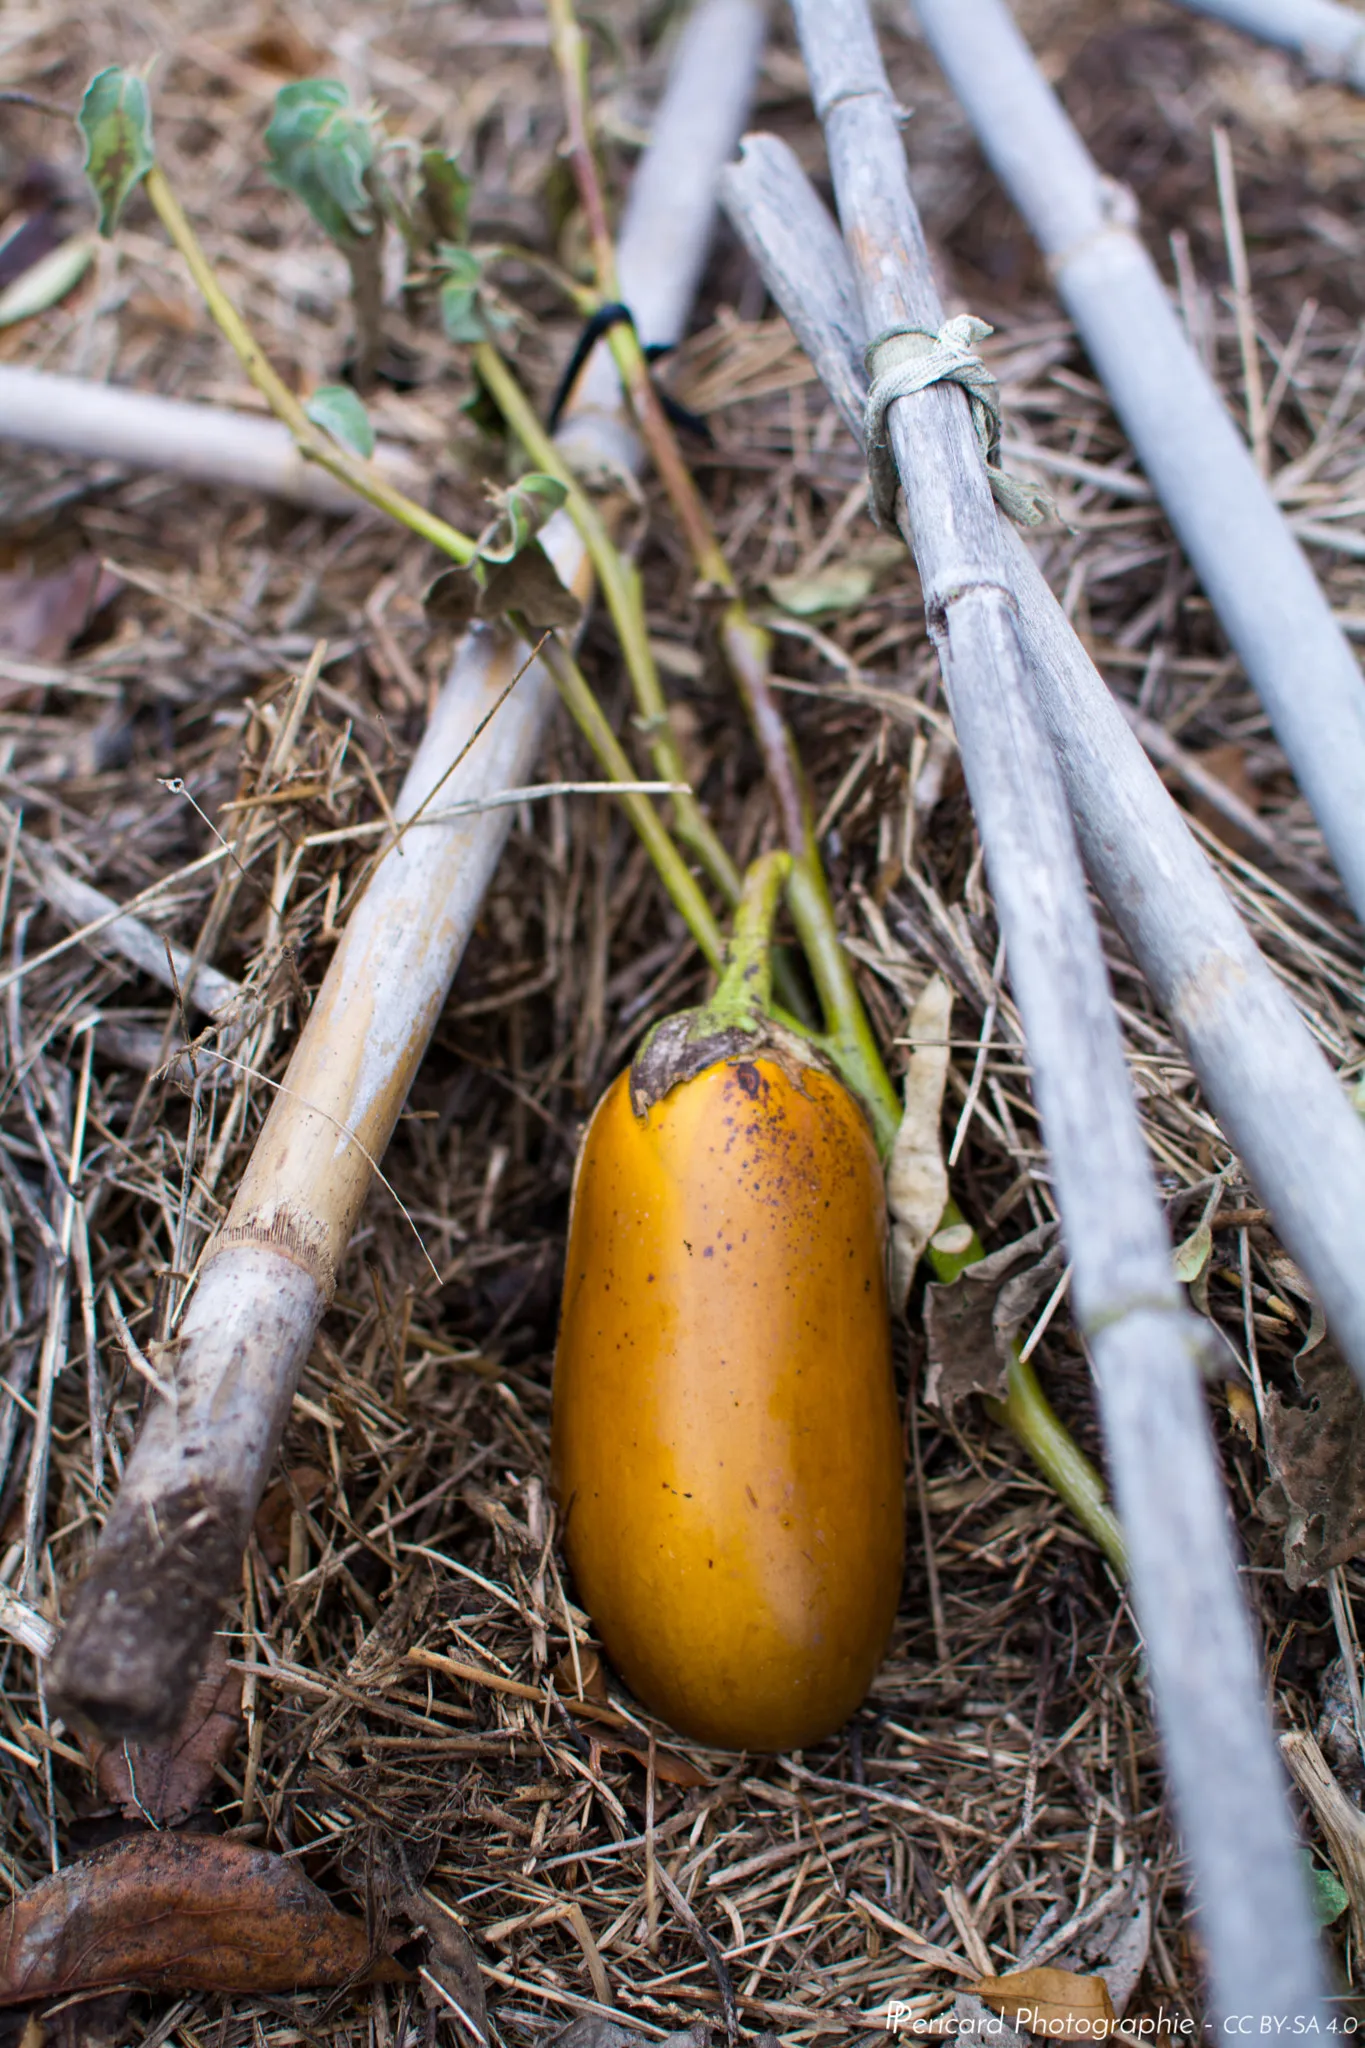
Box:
1167;0;1365;86
913;0;1365;929
45;0;764;1740
783;0;1326;2018
721;130;1365;1396
0;364;424;511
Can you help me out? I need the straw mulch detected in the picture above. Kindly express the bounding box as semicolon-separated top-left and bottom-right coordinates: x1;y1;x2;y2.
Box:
2;0;1364;2038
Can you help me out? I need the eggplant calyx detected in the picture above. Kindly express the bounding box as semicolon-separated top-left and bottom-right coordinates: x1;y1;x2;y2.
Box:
629;850;830;1116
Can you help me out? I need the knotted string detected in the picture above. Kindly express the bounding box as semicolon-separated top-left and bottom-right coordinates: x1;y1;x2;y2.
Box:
862;314;1054;530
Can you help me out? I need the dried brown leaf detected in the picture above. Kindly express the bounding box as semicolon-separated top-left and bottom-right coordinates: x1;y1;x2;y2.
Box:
253;1464;328;1569
86;1636;242;1826
1258;1346;1365;1587
0;557;119;667
923;1224;1062;1418
403;1889;488;2042
974;1966;1116;2042
0;1833;408;2003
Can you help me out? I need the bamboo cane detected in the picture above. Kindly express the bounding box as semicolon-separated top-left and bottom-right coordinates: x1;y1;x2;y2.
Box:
721;130;1365;1401
45;0;765;1742
1167;0;1365;86
0;365;424;511
782;0;1327;2018
913;0;1365;931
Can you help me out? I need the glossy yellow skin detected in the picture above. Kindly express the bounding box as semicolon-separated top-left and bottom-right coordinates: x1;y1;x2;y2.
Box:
551;1052;904;1751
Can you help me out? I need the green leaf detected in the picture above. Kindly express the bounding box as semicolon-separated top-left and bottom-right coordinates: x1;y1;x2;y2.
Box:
1300;1850;1349;1927
265;80;375;246
78;67;155;236
439;247;489;344
479;474;568;564
304;384;375;458
417;149;472;247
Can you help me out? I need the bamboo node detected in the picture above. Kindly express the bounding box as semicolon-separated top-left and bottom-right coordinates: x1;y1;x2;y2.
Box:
862;317;1056;531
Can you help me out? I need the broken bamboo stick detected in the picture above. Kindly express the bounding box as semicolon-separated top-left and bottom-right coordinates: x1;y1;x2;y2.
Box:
45;0;765;1741
913;0;1365;931
782;0;1326;2018
1166;0;1365;87
720;130;1365;1401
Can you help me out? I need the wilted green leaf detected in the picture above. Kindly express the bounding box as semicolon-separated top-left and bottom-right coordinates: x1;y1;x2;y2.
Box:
1301;1850;1349;1927
78;67;155;236
439;247;489;344
417;149;472;247
304;384;375;458
1172;1218;1213;1287
479;474;567;564
768;563;877;618
265;81;375;245
767;539;904;618
0;232;96;327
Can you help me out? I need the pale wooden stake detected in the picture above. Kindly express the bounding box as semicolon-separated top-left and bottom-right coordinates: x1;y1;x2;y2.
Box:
769;0;1329;2016
914;0;1365;930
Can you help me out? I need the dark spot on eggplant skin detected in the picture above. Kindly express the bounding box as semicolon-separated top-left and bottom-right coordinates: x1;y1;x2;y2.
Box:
734;1063;761;1099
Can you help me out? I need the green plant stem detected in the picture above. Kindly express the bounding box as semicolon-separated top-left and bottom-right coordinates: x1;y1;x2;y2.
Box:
706;850;790;1027
986;1352;1128;1579
926;1197;1127;1574
537;633;726;973
144;165;478;565
474;342;742;907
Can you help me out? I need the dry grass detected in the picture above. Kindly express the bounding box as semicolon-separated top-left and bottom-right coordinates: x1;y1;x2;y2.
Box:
1;0;1365;2039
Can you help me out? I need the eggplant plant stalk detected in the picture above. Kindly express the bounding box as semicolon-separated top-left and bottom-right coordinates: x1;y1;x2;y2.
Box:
543;0;902;1154
720;130;1365;1406
783;0;1326;2020
45;0;765;1741
914;0;1365;930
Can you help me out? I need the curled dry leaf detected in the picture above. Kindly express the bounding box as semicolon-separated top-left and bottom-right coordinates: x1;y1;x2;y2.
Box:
974;1965;1117;2042
1258;1344;1365;1588
923;1223;1063;1418
0;556;120;667
887;973;952;1312
0;1832;408;2003
86;1635;242;1825
402;1888;488;2043
253;1463;328;1568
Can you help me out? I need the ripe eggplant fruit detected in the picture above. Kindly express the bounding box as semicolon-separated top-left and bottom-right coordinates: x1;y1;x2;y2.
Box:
551;855;904;1751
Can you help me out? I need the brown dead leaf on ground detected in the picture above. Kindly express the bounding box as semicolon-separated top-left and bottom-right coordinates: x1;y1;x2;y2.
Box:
85;1637;242;1826
0;556;119;669
975;1965;1117;2042
253;1463;328;1569
1259;1346;1365;1588
923;1224;1063;1418
1165;740;1263;855
0;1833;409;2003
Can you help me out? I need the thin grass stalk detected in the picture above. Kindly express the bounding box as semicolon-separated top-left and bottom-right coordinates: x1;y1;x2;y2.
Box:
0;365;424;512
1167;0;1365;86
784;0;1326;2018
720;130;1365;1400
913;0;1365;928
45;0;765;1740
